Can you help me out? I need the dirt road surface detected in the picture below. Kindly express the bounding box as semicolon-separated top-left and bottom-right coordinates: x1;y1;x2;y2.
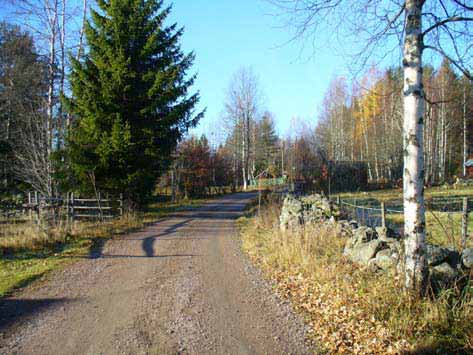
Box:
0;192;311;355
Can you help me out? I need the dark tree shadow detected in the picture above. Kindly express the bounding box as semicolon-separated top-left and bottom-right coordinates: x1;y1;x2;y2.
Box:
142;219;193;257
0;298;73;332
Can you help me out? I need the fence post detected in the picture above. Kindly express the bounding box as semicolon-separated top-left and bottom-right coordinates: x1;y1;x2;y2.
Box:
34;191;40;225
71;192;75;224
119;193;123;217
354;198;358;224
28;191;32;221
65;192;69;227
106;193;110;218
381;201;386;228
462;197;469;250
98;191;103;221
258;179;261;217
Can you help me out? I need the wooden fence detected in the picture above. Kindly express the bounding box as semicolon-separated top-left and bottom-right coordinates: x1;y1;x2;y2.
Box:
24;192;123;223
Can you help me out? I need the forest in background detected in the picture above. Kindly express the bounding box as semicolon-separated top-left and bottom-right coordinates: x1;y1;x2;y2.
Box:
164;60;473;199
1;0;472;203
317;61;473;185
0;0;202;206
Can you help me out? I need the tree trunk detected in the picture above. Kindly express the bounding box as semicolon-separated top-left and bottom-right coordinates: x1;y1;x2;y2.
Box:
463;85;468;177
77;0;87;60
362;116;373;181
242;123;248;190
372;108;380;181
439;86;446;182
403;0;427;294
58;0;66;149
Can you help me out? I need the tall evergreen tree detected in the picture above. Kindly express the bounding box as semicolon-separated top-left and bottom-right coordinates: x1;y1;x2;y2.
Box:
66;0;203;204
254;111;279;176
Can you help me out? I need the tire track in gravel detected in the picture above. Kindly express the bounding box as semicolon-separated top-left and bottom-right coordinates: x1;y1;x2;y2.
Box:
0;192;312;355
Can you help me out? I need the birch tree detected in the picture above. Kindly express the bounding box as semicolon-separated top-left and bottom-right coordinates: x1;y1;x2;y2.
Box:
224;68;262;190
0;23;48;192
6;0;87;194
269;0;473;293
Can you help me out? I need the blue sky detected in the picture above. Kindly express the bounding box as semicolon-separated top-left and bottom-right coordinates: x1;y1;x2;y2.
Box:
2;0;462;143
0;0;365;140
168;0;349;140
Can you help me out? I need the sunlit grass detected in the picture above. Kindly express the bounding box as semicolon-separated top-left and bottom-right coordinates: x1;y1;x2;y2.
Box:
0;198;202;297
239;198;473;354
385;212;473;249
339;185;473;201
338;185;473;249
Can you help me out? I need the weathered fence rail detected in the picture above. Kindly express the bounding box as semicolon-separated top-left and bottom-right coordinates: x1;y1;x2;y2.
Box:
21;192;124;222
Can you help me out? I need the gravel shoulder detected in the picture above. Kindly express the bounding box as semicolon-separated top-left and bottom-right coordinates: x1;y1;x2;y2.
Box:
0;192;311;355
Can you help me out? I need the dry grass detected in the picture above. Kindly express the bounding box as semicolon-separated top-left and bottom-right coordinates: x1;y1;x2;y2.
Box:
0;212;151;254
339;185;473;201
0;213;151;297
239;199;473;354
0;198;202;297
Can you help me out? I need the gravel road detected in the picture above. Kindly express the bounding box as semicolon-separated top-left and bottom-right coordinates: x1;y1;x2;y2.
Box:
0;192;312;355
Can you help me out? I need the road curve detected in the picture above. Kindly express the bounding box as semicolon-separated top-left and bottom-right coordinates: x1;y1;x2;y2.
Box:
0;192;311;355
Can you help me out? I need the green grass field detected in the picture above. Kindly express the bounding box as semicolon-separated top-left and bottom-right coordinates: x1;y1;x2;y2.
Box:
339;185;473;201
337;185;473;248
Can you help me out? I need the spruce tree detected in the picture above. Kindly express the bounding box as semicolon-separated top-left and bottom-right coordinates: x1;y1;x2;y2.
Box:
66;0;202;204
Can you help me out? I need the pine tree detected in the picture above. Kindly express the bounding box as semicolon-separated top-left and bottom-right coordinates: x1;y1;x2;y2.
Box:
254;112;279;176
66;0;203;204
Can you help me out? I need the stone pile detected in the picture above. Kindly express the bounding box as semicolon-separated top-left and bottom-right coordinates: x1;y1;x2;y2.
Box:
279;194;339;231
343;225;473;287
343;225;400;270
278;193;472;288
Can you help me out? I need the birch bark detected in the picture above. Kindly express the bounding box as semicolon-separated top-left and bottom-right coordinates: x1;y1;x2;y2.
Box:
463;85;468;177
403;0;427;293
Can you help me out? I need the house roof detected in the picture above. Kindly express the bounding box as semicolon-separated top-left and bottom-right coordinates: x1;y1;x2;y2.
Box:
466;159;473;167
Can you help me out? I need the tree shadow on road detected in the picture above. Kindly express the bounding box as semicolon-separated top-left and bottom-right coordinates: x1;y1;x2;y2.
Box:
0;297;74;332
142;219;193;257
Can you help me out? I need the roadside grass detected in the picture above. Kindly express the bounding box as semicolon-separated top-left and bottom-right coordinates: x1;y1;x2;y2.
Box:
0;197;203;298
239;199;473;354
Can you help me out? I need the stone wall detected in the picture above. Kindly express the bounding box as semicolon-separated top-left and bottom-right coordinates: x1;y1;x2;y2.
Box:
279;194;339;231
279;193;472;288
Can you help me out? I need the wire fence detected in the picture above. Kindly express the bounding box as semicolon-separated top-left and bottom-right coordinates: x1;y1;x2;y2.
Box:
332;195;472;250
337;199;402;231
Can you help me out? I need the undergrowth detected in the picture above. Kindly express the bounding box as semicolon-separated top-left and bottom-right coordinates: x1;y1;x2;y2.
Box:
239;198;473;354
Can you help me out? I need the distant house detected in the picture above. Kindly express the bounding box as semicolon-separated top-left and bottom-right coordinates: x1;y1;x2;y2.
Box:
466;159;473;179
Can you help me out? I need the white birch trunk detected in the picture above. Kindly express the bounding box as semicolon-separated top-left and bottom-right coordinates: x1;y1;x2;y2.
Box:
463;86;468;177
242;117;248;190
372;108;380;181
58;0;66;148
403;0;427;293
362;116;373;181
77;0;87;60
